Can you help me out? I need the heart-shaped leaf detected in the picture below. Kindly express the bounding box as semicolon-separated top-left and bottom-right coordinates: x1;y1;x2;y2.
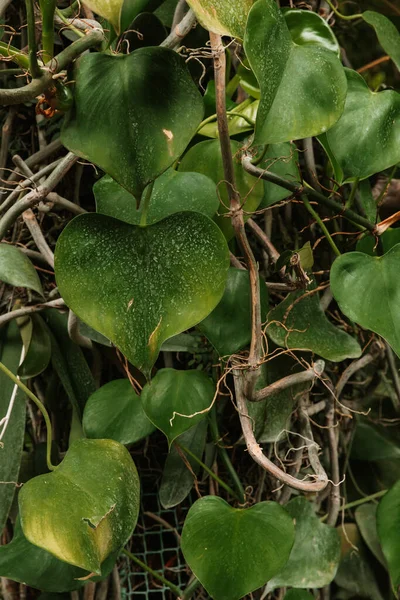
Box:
0;244;43;297
244;0;347;145
83;379;155;445
330;245;400;358
282;8;340;55
267;281;362;362
377;479;400;588
186;0;255;38
19;438;140;574
181;496;295;600
55;212;229;378
363;11;400;71
94;169;219;225
82;0;124;33
321;69;400;182
267;496;341;590
179;139;264;240
141;368;215;444
62;48;204;201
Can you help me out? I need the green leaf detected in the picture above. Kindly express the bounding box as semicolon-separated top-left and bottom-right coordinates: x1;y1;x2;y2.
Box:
363;11;400;71
0;322;25;531
244;0;347;145
322;69;400;182
358;179;378;224
267;280;362;362
62;48;204;201
55;212;229;378
355;504;387;567
0;244;43;297
197;268;269;357
19;438;140;574
82;0;124;33
179;139;264;240
357;228;400;256
377;479;400;588
120;0;155;32
283;592;314;600
351;419;400;461
141;368;214;444
330;245;400;359
83;379;155;445
122;12;167;49
260;142;300;209
94;169;219;225
18;314;51;380
159;420;208;509
198;99;258;138
181;496;295;600
185;0;255;38
282;8;340;55
267;497;341;590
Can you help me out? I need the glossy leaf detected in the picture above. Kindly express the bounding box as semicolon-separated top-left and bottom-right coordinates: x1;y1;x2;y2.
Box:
141;368;214;444
61;48;204;200
330;245;400;359
179;139;264;240
282;8;340;55
198;99;258;138
0;322;25;531
55;212;229;378
83;379;155;445
267;496;341;590
363;11;400;71
186;0;255;38
259;142;300;209
18;314;51;380
267;281;362;362
322;69;400;182
94;169;219;225
159;420;208;509
82;0;124;33
0;244;43;297
377;479;400;587
355;504;387;567
19;439;140;573
181;496;295;600
244;0;347;145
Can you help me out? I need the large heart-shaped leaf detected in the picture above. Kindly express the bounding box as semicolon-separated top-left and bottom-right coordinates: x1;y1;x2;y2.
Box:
94;169;219;225
83;379;155;445
0;244;43;297
181;496;294;600
244;0;347;145
377;479;400;588
179;139;264;240
363;11;400;71
330;245;400;358
19;439;140;574
321;69;400;182
55;212;229;378
62;48;204;201
141;368;215;444
82;0;124;33
267;497;341;590
267;281;362;362
186;0;255;38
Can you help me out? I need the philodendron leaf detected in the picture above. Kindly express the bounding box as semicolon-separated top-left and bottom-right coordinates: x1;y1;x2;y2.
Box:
321;69;400;182
83;379;155;445
82;0;123;33
179;139;263;240
282;8;340;55
355;504;387;568
363;11;400;71
62;48;203;201
267;281;362;362
186;0;255;38
0;244;43;297
55;213;229;378
19;439;140;574
141;368;215;445
181;496;294;600
94;169;219;225
377;480;400;588
330;245;400;359
267;497;341;590
18;314;51;380
259;142;300;209
244;0;347;145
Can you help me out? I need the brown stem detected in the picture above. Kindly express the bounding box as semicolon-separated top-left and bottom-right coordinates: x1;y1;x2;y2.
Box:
251;360;324;402
0;298;65;327
161;8;196;49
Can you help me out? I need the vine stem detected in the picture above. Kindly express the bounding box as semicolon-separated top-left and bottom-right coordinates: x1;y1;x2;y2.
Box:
39;0;57;62
0;360;55;471
325;0;362;21
302;195;341;257
345;177;360;210
25;0;41;78
121;550;183;597
0;42;30;69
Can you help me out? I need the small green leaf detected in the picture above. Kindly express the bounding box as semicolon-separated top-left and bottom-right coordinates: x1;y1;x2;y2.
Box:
55;212;229;378
267;497;341;590
260;142;300;209
18;314;51;380
94;169;219;225
363;11;400;71
322;69;400;182
355;504;387;567
0;244;43;297
197;268;269;357
181;496;295;600
179;139;264;240
282;8;340;55
330;245;400;359
62;48;204;201
19;439;140;574
377;479;400;588
358;179;378;224
297;241;314;271
267;280;362;362
83;379;155;445
244;0;347;145
82;0;124;33
186;0;255;38
141;368;214;445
